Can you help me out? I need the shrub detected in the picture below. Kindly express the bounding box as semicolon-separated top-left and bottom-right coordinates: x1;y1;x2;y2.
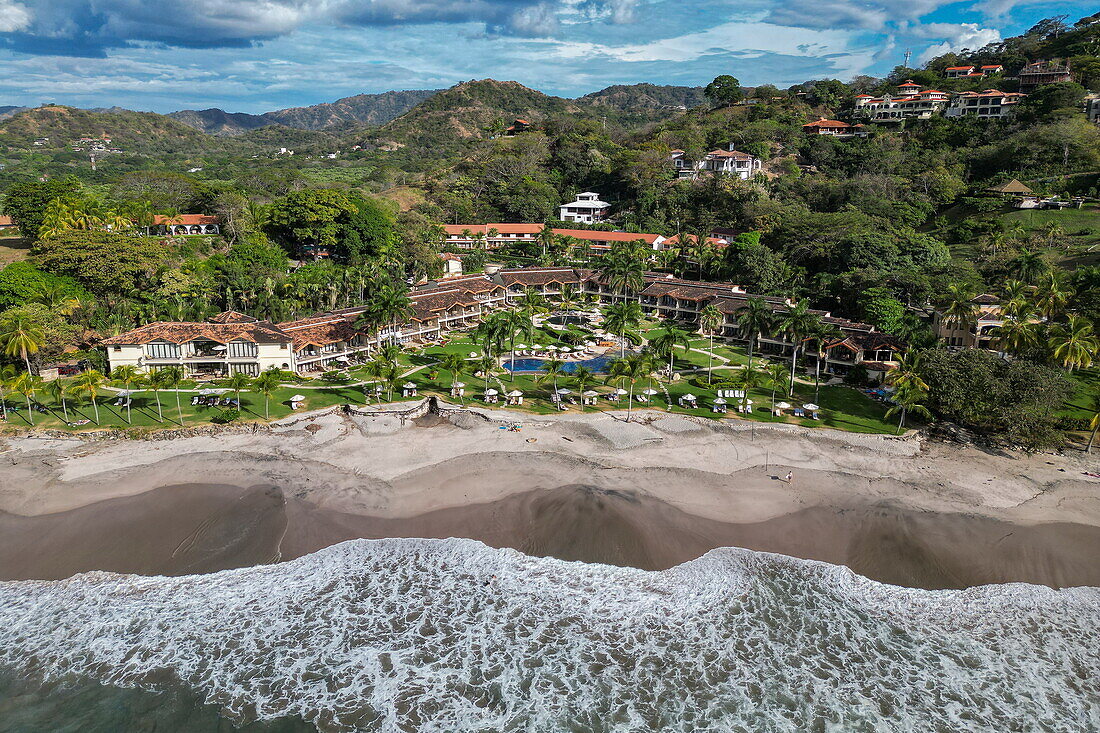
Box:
212;409;241;424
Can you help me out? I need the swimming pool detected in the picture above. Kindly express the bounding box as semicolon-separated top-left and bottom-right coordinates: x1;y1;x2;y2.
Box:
504;356;614;373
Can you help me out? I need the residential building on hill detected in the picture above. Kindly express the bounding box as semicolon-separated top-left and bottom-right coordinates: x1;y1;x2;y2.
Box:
558;192;610;223
945;90;1026;119
932;294;1010;349
1018;60;1072;93
853;84;951;122
142;214;221;236
669;144;762;180
442;224;666;254
1086;94;1100;124
802;118;867;137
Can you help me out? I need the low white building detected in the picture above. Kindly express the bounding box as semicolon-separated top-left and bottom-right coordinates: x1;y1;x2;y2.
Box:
559;192;610;224
945;90;1026;119
1086;94;1100;125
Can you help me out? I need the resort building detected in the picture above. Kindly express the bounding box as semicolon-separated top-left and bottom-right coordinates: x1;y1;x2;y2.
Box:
1086;94;1100;125
944;90;1026;119
558;192;610;224
669;145;762;180
932;293;1006;350
143;214;221;236
442;224;666;254
103;268;897;378
1018;60;1072;93
439;253;465;277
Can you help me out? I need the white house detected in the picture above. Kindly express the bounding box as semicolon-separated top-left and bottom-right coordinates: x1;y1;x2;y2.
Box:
945;90;1026;119
559;192;610;224
670;144;761;180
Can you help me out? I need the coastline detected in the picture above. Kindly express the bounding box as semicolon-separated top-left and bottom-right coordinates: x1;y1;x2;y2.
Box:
1;408;1098;588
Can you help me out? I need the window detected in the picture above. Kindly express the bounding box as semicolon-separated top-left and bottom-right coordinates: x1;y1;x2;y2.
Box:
228;340;257;358
145;341;180;359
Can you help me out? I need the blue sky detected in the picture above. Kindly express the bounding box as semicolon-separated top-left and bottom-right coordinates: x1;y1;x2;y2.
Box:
0;0;1093;113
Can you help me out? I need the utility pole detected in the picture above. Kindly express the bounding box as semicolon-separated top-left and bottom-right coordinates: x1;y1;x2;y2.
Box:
904;49;912;68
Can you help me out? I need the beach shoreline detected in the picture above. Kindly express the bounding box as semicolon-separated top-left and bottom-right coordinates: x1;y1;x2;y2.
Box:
1;408;1098;588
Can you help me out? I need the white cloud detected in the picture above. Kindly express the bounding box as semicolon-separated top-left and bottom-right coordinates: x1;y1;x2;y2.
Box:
0;0;31;33
916;23;1000;64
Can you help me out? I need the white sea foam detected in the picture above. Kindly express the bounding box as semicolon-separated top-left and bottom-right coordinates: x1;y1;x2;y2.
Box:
0;539;1098;732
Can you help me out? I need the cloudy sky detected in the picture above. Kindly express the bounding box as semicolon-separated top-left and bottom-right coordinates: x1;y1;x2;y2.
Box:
0;0;1093;113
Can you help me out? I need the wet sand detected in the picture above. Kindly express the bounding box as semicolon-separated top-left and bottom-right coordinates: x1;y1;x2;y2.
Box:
2;481;1097;590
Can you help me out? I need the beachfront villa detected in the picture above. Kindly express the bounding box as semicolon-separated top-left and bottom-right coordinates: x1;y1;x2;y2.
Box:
669;145;762;180
142;214;221;236
103;267;898;379
933;293;1008;350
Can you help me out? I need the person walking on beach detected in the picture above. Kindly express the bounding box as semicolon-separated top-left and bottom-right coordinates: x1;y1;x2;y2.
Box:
785;471;793;484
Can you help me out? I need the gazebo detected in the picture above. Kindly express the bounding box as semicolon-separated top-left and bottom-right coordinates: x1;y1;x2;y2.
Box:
986;179;1033;197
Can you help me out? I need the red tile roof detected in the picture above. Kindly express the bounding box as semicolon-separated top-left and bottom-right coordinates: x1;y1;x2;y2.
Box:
208;311;258;324
0;215;14;227
803;119;851;129
101;320;291;346
152;214;219;226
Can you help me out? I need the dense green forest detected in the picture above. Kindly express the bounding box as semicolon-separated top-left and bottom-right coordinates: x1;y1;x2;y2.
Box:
0;12;1097;446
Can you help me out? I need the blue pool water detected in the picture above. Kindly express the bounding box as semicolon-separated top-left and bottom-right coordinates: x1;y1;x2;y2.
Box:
505;356;614;373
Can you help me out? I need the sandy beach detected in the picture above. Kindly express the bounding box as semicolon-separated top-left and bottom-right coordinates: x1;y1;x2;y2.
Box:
2;408;1098;588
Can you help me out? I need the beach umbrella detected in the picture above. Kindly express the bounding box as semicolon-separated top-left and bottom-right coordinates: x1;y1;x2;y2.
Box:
403;382;417;389
744;399;754;405
556;388;572;395
803;403;820;411
714;397;727;405
507;390;523;397
642;388;659;395
485;388;498;396
469;352;479;358
583;390;599;397
559;346;572;352
682;393;697;400
514;343;527;349
290;394;306;401
115;389;134;397
615;388;628;395
211;345;227;352
454;382;466;388
776;401;791;410
547;345;559;351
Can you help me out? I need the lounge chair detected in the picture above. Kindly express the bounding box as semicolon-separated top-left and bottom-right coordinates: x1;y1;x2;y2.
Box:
812;411;820;420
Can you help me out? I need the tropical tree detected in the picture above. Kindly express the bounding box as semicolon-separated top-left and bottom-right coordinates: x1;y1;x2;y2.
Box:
505;309;535;379
884;384;933;435
224;371;253;411
938;284;978;332
253;367;282;419
1049;315;1098;371
537;357;566;396
438;353;467;398
992;314;1038;356
44;377;68;422
699;304;724;385
571;366;598;410
111;365;143;424
1034;272;1073;320
777;301;819;396
516;287;548;316
0;364;16;421
766;362;789;413
736;364;761;408
1010;249;1048;284
159;365;186;425
606;353;653;421
602;301;643;358
474;312;511;358
0;315;45;375
1086;392;1100;454
885;352;929;394
72;369;106;425
737;297;773;371
648;325;691;381
598;247;646;302
147;368;171;422
806;321;841;402
10;372;40;425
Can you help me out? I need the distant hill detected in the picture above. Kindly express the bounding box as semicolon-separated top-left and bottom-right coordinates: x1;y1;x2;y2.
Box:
0;106;217;153
577;84;706;111
0;106;27;122
169;89;442;136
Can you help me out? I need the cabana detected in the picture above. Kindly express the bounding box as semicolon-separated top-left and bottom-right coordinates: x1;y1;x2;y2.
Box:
582;390;599;405
506;390;524;405
290;394;306;410
484;388;499;404
402;382;418;398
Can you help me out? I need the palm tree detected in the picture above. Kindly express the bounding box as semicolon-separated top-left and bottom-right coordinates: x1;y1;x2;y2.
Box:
253;367;282;419
597;245;646;302
505;309;535;379
736;364;761;408
885;352;929;393
806;321;841;403
44;377;69;422
1034;272;1073;320
1010;249;1048;284
648;325;691;381
938;284;978;333
0;316;45;375
536;357;566;397
766;362;789;413
884;384;933;435
777;302;819;397
992;315;1038;356
1049;315;1098;372
224;371;253;411
11;372;40;425
476;354;497;396
0;364;16;421
158;365;187;425
1086;392;1099;454
602;301;643;358
571;366;598;411
363;285;412;346
699;304;724;386
516;287;548;316
439;353;467;399
536;225;556;259
606;353;652;421
72;369;106;425
473;312;510;358
1043;221;1065;249
111;365;143;424
147;368;171;423
737;297;773;371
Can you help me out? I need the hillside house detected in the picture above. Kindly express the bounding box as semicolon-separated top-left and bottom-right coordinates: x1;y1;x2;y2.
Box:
669;144;761;180
144;214;221;236
505;119;532;136
1087;94;1100;124
802;118;867;137
932;294;1019;349
854;86;950;122
945;90;1026;119
442;224;665;255
559;192;610;224
1018;60;1072;93
440;253;464;277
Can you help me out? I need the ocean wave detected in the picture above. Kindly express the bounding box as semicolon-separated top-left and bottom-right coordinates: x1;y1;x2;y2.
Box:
1;538;1098;732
